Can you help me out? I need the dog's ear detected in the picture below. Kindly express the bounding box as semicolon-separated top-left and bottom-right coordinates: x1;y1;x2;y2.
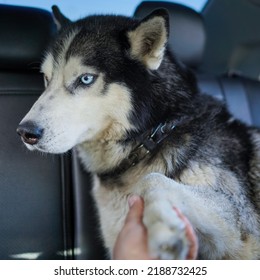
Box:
127;9;169;70
52;5;71;30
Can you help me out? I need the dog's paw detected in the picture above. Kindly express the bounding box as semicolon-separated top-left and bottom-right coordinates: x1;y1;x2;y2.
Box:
147;218;189;260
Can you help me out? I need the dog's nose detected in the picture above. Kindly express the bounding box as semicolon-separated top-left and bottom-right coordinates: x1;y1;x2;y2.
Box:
17;121;44;145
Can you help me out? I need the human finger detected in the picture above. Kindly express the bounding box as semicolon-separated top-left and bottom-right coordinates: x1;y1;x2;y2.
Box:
125;195;144;225
173;207;198;260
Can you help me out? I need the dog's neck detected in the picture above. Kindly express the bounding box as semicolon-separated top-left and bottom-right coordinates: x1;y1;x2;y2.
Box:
99;120;181;180
77;116;192;180
77;121;134;174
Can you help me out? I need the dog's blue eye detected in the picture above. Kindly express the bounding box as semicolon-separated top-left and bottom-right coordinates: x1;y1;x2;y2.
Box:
80;74;96;86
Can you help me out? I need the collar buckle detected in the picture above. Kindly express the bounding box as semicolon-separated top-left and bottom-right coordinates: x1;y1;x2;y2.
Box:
142;122;176;152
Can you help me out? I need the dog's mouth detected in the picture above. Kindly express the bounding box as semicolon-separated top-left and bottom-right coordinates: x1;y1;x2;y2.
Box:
23;142;40;151
19;136;63;154
16;120;80;154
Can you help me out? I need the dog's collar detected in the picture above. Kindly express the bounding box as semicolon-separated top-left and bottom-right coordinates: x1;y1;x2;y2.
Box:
97;119;180;181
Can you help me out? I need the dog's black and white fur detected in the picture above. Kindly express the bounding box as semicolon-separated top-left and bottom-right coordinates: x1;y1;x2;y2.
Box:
17;6;260;259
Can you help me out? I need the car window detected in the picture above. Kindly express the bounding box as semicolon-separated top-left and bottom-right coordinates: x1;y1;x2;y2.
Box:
0;0;208;19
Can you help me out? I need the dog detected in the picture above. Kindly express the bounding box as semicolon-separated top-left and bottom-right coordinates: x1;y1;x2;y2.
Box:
17;6;260;259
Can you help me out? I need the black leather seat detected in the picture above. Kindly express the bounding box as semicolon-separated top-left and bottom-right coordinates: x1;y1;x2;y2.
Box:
134;1;260;127
0;4;70;260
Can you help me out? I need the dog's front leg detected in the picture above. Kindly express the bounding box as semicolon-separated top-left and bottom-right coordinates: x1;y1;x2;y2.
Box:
140;178;190;260
143;195;190;259
138;173;248;259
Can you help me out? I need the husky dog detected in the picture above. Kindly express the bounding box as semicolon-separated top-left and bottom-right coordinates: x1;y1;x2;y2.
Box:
17;6;260;259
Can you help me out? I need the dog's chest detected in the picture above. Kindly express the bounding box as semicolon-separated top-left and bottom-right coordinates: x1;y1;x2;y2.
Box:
90;160;174;252
92;177;135;252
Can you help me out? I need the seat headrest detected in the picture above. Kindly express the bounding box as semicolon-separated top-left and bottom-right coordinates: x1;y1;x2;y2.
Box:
0;5;56;71
134;1;206;68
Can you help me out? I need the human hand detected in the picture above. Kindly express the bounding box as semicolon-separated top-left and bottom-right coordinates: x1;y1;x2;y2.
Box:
113;195;198;260
112;195;153;259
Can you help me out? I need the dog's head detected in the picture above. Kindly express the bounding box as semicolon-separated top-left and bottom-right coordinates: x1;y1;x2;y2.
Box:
17;6;171;154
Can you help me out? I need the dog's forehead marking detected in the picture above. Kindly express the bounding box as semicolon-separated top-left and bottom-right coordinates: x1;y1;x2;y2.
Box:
41;29;80;77
59;30;80;60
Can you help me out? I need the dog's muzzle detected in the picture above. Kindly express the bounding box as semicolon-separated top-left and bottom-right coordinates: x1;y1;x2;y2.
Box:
17;121;44;145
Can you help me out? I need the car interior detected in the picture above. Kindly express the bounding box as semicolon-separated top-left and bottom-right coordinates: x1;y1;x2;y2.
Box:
0;0;259;259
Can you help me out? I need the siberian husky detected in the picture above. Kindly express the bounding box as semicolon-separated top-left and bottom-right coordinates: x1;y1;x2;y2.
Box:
17;6;260;259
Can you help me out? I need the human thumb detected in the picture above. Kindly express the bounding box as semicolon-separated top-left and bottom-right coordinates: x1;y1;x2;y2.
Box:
125;195;144;224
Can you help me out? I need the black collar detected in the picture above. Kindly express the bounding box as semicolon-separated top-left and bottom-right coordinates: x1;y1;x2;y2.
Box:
97;119;179;181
